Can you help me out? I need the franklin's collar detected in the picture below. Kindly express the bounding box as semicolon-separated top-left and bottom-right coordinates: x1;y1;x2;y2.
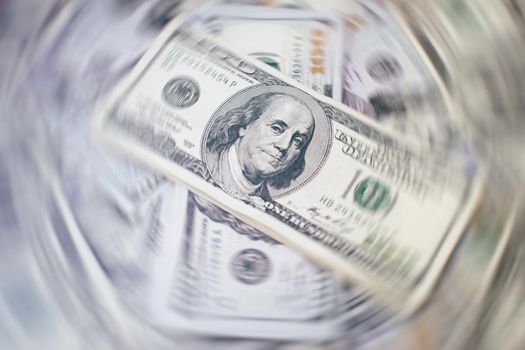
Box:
228;143;263;196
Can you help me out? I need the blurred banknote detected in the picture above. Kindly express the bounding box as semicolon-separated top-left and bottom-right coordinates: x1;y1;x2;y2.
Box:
340;2;440;119
133;184;389;340
188;5;345;100
93;18;483;311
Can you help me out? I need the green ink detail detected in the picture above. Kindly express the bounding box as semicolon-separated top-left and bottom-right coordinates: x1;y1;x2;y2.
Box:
257;57;281;71
360;231;418;280
354;178;391;212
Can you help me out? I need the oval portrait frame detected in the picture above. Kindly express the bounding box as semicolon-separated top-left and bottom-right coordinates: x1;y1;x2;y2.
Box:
201;84;332;199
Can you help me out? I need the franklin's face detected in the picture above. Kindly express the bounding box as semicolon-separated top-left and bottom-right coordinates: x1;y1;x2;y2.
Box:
236;96;314;183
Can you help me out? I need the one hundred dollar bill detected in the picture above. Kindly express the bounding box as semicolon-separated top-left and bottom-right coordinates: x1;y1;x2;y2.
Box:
145;184;389;340
188;5;345;100
93;17;483;310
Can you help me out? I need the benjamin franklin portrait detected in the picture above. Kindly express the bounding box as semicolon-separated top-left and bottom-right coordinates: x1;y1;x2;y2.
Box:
204;92;317;201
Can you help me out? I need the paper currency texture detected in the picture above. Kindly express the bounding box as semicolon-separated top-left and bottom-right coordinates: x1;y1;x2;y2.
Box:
188;5;345;100
94;17;483;311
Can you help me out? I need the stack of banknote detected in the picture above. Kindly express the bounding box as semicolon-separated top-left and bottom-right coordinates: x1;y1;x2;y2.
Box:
2;0;525;349
85;0;519;344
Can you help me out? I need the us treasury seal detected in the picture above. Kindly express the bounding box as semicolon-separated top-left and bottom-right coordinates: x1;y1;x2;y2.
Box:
231;248;271;285
162;77;200;108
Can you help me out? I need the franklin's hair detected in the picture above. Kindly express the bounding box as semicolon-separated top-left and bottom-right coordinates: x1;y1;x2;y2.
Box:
206;92;314;190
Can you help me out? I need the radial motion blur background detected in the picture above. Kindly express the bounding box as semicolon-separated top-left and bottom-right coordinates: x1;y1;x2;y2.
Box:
1;0;525;349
